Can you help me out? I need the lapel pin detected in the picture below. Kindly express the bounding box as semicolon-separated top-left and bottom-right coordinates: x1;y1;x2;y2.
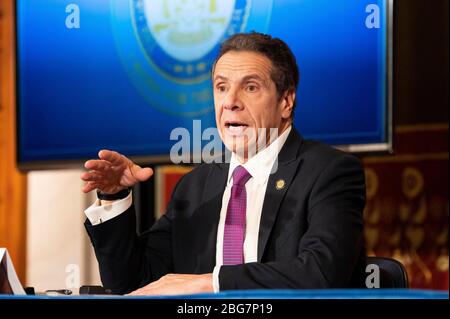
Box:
275;179;285;190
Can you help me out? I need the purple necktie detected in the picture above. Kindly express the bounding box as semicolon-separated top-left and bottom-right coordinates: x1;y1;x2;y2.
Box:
223;165;252;265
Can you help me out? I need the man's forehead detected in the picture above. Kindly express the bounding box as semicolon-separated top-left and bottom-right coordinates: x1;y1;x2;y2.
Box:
213;51;272;79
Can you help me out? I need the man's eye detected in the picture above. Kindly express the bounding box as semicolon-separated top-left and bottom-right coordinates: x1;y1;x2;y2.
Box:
246;85;258;92
216;85;226;92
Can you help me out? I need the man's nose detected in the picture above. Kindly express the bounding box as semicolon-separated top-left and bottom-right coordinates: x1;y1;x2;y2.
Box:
222;88;243;111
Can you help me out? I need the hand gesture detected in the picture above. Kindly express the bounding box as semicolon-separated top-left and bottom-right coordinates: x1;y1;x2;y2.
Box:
81;150;153;194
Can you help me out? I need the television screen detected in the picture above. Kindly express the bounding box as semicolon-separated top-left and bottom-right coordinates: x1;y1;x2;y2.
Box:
16;0;393;168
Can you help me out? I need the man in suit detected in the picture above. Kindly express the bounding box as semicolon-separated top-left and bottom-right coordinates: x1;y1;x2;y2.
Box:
81;32;366;295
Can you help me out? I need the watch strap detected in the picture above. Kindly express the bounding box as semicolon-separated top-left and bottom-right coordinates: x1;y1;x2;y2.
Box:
96;188;131;201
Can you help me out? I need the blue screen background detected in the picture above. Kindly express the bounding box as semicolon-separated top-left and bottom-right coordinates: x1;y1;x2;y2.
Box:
17;0;388;163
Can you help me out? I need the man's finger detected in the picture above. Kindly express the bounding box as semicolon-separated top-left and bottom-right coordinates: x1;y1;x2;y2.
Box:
131;166;154;182
127;288;160;296
82;181;98;193
80;171;104;182
84;159;111;171
126;288;145;296
126;279;162;296
99;150;125;165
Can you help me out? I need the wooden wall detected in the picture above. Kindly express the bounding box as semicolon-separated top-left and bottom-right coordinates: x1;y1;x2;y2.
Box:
0;0;27;282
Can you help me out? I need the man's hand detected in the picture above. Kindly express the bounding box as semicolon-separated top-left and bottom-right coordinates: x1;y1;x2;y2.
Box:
126;274;213;296
81;149;153;194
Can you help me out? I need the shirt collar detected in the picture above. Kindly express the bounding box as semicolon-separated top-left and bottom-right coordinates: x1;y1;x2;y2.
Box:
228;126;292;186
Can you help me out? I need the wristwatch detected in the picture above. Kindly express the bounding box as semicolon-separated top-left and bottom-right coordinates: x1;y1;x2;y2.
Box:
96;188;131;201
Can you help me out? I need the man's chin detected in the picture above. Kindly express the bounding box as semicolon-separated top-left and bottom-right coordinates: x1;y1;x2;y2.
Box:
223;138;258;160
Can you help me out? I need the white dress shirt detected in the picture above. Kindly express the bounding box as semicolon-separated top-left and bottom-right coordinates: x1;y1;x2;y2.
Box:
84;126;292;292
212;126;291;291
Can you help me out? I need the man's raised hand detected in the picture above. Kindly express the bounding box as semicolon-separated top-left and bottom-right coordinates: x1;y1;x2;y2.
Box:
81;150;153;194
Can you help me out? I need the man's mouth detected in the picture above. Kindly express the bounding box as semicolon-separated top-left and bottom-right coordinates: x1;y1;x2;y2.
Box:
224;121;249;135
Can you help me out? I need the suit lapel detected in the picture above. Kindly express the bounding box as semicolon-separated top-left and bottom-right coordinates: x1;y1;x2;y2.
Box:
257;129;304;262
194;162;228;273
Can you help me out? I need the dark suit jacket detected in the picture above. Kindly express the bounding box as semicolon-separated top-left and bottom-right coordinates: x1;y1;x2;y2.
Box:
85;128;367;294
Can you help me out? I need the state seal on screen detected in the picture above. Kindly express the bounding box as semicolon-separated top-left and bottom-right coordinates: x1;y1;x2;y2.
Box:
111;0;272;117
133;0;247;82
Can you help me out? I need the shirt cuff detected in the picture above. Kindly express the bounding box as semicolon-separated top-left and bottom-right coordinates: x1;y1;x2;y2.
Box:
84;192;132;226
212;265;221;293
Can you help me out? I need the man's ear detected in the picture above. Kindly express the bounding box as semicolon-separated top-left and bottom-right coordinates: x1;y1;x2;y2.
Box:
280;89;296;119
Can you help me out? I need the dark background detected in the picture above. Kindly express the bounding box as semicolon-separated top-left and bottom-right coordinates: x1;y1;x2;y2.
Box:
396;0;448;125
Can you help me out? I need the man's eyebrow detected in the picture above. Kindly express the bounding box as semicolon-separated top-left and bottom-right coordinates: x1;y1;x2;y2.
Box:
241;74;269;86
213;73;269;85
213;75;228;83
241;74;265;82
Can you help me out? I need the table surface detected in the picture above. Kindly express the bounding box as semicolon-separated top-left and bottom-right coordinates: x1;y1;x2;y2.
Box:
0;289;448;299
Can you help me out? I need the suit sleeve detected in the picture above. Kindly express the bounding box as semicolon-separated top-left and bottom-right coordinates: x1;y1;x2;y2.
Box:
218;154;366;289
84;185;181;295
